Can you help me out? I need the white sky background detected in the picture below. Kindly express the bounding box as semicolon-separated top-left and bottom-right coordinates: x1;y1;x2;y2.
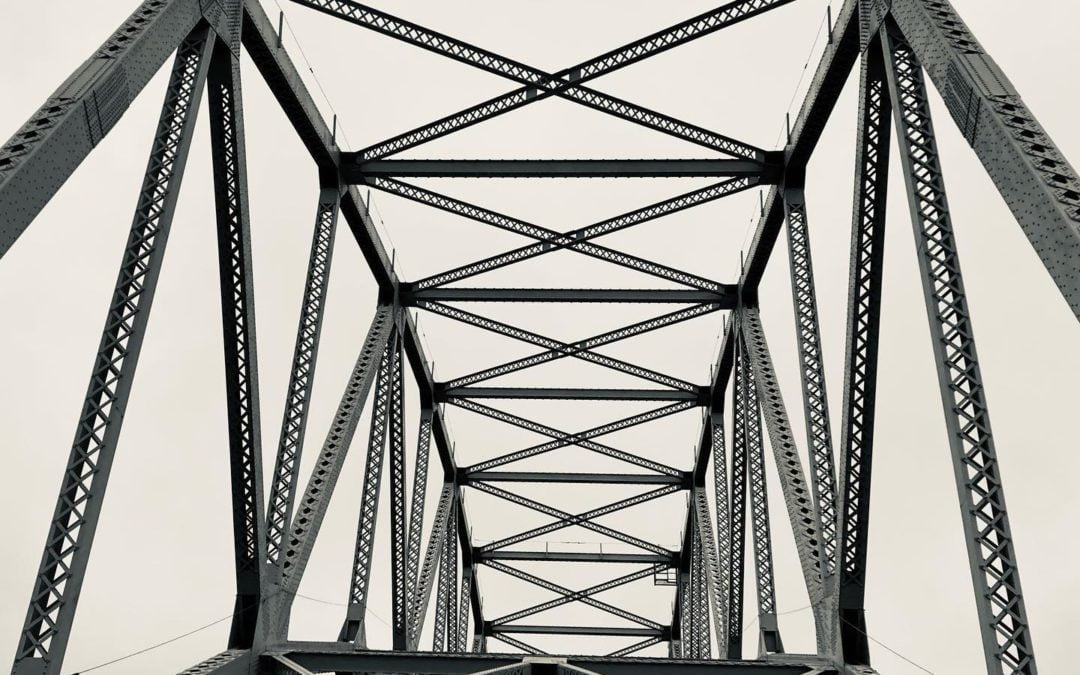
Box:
1;0;1079;673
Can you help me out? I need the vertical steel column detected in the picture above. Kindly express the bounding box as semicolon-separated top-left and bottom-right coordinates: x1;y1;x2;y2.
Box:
740;307;827;613
10;26;215;675
740;333;783;655
266;188;340;568
273;303;395;627
457;567;473;652
710;413;732;657
388;334;409;650
836;29;891;667
408;484;454;649
434;496;459;651
881;21;1037;675
782;189;837;580
727;339;750;659
207;26;268;648
405;409;434;615
340;333;397;644
693;487;725;658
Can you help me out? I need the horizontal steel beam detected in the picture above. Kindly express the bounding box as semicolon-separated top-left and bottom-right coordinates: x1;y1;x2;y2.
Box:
273;644;834;674
405;287;737;304
345;157;780;180
439;386;705;402
466;471;688;485
478;550;676;565
488;624;666;638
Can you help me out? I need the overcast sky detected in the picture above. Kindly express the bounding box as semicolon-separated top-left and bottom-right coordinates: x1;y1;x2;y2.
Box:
1;1;1079;673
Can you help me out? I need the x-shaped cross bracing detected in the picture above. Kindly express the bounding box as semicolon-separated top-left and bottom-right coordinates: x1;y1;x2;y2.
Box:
486;560;665;629
372;177;754;291
455;398;689;476
470;481;672;555
289;0;796;159
418;301;718;390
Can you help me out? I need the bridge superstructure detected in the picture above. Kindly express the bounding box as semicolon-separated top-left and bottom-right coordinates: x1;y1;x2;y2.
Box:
1;1;1076;674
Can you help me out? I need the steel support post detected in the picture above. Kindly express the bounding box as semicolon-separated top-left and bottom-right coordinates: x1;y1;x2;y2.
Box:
0;0;204;255
727;342;750;659
270;304;395;632
781;190;837;581
880;21;1037;675
207;26;269;648
340;332;397;645
435;496;460;651
711;413;733;657
405;408;434;639
408;485;455;649
739;309;827;612
9;26;215;675
889;0;1080;320
389;334;409;650
835;29;891;667
694;488;726;658
266;187;341;568
739;333;782;656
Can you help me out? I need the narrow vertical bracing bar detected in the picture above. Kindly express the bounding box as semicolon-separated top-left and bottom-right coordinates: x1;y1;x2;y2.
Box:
711;413;733;657
340;331;397;644
740;307;827;614
389;333;409;649
836;29;891;667
434;496;460;651
727;343;749;659
693;487;726;657
207;27;268;648
739;331;783;655
266;188;340;568
881;21;1037;675
10;26;215;675
404;409;433;640
782;188;837;580
408;484;454;649
275;302;395;625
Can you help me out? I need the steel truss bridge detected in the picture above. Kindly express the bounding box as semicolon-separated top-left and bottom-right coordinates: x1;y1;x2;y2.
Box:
1;0;1076;673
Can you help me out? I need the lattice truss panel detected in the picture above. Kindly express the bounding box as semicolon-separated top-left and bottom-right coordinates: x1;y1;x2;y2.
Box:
1;0;1075;674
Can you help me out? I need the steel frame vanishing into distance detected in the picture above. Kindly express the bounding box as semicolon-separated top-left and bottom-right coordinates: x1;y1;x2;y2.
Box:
1;0;1077;673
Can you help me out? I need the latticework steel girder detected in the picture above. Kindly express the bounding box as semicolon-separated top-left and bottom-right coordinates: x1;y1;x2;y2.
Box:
3;0;1078;672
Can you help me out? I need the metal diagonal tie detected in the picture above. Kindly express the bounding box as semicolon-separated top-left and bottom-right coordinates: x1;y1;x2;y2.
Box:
287;0;788;158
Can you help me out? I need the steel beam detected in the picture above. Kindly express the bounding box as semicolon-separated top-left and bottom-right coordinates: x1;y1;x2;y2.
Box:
295;0;794;161
423;301;713;391
266;187;340;568
377;177;737;293
440;387;704;403
727;335;750;659
740;309;827;608
272;304;395;611
10;26;215;675
347;158;773;180
478;551;674;565
741;0;861;296
458;399;688;477
739;332;783;655
405;287;736;305
466;472;687;486
340;333;397;644
0;0;204;256
405;408;434;643
781;190;837;583
881;20;1037;675
835;29;891;667
274;644;835;674
207;28;269;648
890;0;1080;320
